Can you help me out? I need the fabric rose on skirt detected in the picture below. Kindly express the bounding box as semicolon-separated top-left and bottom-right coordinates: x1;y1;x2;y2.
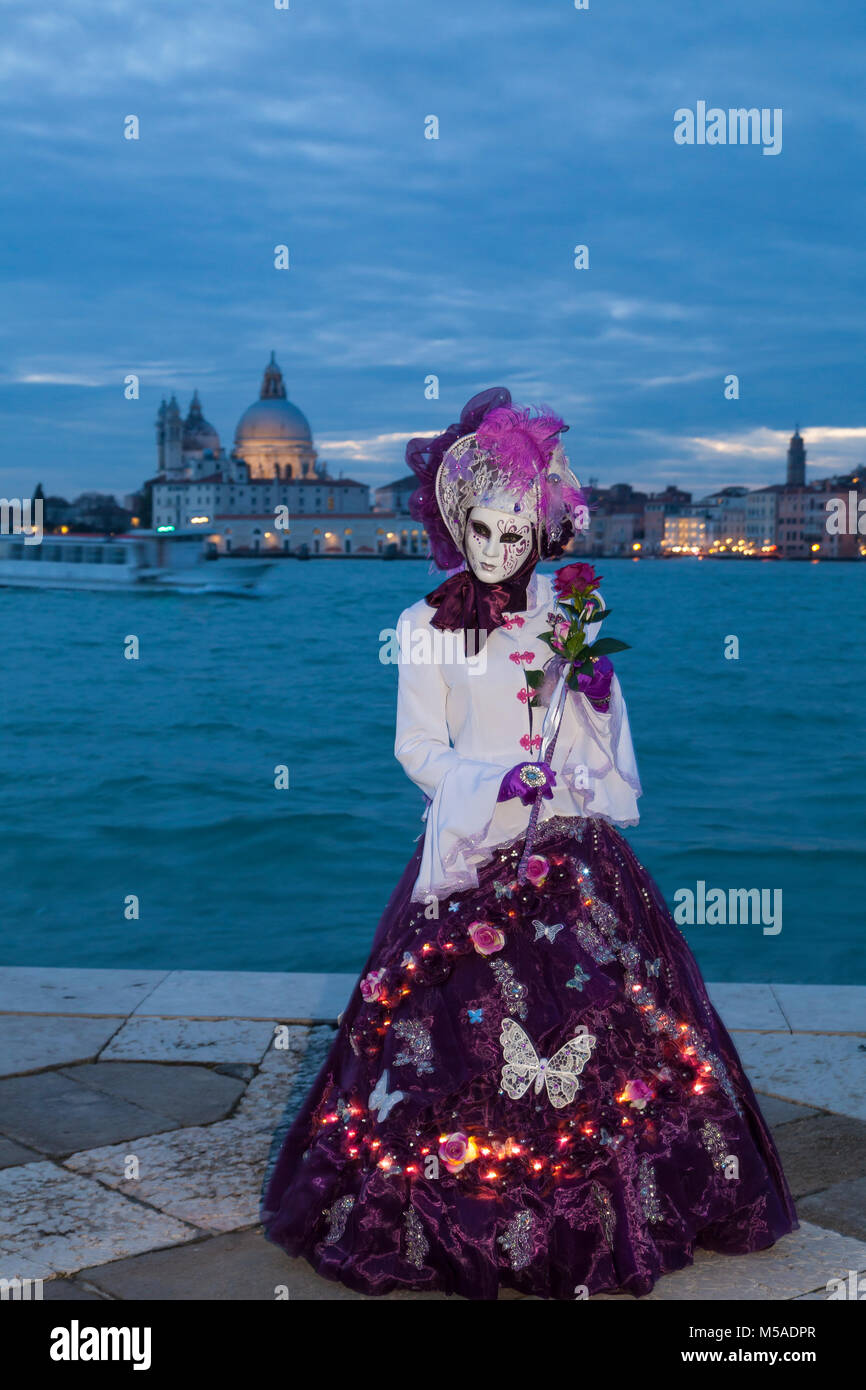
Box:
360;968;387;1002
468;921;506;956
438;1132;478;1174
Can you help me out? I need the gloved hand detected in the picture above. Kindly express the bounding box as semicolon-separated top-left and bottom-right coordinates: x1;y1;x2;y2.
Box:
497;761;557;806
576;655;614;712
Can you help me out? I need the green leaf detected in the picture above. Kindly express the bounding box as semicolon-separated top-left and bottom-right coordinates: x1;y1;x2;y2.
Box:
587;637;631;656
525;669;545;688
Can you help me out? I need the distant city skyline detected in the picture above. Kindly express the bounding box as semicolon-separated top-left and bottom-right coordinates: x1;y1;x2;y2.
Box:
1;1;863;499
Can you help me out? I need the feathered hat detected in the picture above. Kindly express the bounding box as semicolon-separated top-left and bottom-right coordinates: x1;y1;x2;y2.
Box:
405;388;588;570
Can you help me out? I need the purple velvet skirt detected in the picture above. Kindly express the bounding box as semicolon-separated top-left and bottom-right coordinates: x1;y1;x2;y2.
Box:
261;817;797;1299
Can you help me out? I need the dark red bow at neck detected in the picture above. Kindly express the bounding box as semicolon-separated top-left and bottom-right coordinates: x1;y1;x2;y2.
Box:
426;554;538;644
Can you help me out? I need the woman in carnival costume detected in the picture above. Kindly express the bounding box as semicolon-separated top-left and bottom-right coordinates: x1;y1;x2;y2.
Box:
262;388;797;1299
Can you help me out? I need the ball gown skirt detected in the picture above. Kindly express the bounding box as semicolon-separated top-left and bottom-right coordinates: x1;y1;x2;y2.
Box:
261;817;797;1299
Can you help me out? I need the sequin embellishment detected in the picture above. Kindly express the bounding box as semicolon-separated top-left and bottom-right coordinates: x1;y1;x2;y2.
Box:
592;1183;616;1249
498;1210;534;1270
322;1194;355;1244
393;1019;435;1075
572;918;616;965
701;1120;730;1172
567;964;591;991
489;957;528;1020
535;815;588;845
403;1207;429;1268
638;1156;663;1225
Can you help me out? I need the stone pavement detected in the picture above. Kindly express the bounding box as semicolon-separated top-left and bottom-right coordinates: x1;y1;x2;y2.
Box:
0;968;864;1301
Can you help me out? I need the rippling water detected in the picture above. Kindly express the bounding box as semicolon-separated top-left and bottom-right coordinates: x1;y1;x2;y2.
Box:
1;558;862;983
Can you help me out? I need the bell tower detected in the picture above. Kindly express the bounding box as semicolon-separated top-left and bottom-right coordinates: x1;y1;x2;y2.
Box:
786;426;806;488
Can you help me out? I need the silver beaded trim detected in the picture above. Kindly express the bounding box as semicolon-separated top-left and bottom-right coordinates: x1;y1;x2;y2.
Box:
638;1156;663;1225
497;1209;535;1271
592;1182;616;1249
403;1207;429;1268
322;1194;355;1245
393;1018;435;1076
701;1120;730;1172
489;957;528;1020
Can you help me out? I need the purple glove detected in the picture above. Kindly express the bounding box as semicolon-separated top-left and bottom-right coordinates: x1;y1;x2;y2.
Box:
497;761;557;806
577;655;614;712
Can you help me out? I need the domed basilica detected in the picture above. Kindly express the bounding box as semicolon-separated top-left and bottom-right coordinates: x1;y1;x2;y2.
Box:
155;353;319;482
148;355;419;555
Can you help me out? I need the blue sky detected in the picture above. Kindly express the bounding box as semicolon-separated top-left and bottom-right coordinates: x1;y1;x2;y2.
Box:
0;0;863;500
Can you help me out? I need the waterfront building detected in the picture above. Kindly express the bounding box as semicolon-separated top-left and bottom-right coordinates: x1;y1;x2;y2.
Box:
374;475;418;512
662;512;708;554
147;356;421;554
744;486;780;551
642;487;693;554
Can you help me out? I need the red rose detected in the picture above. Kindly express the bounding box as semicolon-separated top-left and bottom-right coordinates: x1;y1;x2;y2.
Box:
554;562;601;597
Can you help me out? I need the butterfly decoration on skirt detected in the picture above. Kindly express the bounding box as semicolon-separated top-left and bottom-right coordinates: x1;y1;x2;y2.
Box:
532;920;565;943
368;1069;405;1123
499;1018;597;1109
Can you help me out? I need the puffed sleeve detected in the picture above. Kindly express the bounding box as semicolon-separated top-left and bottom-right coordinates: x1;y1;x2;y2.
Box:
393;606;527;902
555;668;642;821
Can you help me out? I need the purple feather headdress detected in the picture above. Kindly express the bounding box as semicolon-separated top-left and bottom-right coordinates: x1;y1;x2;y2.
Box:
406;387;511;570
406;389;588;568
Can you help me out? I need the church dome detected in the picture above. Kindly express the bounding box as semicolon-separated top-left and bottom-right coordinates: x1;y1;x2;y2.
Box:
234;353;312;449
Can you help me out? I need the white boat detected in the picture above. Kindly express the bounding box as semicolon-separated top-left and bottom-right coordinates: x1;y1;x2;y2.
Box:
0;531;274;595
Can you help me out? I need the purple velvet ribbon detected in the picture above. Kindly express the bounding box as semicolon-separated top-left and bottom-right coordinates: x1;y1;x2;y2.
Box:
425;554;538;642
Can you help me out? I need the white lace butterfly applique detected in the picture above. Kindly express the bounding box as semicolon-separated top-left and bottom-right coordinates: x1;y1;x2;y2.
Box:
499;1018;596;1109
368;1068;405;1123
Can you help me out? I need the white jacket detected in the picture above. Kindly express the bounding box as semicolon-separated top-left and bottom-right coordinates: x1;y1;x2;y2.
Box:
394;571;642;902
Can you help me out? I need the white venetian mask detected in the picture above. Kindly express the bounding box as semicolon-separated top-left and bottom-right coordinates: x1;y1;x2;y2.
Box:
464;506;534;584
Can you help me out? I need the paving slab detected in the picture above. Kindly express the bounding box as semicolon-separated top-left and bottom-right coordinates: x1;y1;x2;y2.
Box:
0;1161;198;1280
0;1014;121;1078
0;1135;43;1169
80;1229;323;1301
796;1176;866;1244
771;985;866;1036
65;1116;269;1233
0;1255;48;1288
771;1114;866;1199
755;1094;820;1128
59;1062;245;1125
80;1229;466;1300
707;983;789;1033
0;1069;184;1156
602;1223;866;1301
100;1017;277;1064
40;1278;109;1301
735;1031;866;1121
132;970;356;1023
0;967;168;1017
68;1222;866;1303
239;1025;333;1129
